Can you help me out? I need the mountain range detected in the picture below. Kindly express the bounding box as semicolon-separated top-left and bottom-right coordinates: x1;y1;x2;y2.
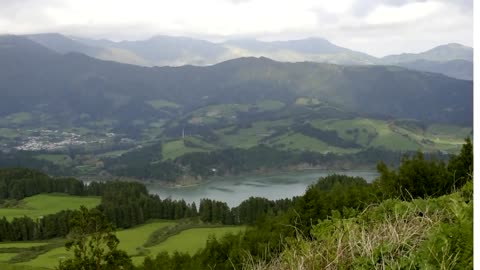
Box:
0;33;473;176
0;35;472;128
24;33;473;80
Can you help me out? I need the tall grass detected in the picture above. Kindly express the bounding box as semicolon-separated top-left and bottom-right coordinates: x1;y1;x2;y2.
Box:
247;181;473;270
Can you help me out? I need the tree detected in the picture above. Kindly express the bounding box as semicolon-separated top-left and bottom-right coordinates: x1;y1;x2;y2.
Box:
57;206;133;270
376;152;451;199
376;138;473;200
448;137;473;189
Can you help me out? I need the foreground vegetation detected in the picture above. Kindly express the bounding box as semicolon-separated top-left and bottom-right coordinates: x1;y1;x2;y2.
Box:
252;183;472;269
0;138;472;269
136;138;473;269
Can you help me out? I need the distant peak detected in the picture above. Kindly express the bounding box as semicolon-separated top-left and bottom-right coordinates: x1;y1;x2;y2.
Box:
302;37;329;42
217;56;277;66
431;43;472;50
445;43;469;47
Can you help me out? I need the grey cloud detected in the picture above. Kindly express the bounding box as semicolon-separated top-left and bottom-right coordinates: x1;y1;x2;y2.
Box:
437;0;472;12
0;0;472;57
0;0;64;33
351;0;426;17
351;0;472;17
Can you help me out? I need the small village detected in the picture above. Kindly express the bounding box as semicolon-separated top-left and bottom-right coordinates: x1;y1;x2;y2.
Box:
12;129;108;151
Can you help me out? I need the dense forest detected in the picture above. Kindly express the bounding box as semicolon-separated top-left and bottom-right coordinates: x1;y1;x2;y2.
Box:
0;138;472;269
1;145;440;182
103;144;449;181
0;167;293;241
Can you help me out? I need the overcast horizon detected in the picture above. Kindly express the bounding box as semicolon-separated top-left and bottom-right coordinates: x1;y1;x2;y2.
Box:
0;0;473;57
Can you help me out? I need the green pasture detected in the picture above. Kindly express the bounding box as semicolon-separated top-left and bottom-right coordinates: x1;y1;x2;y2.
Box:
0;243;48;249
147;99;180;109
0;263;48;270
15;220;173;269
5;113;32;125
116;221;175;255
310;118;470;153
162;139;207;160
15;246;69;269
11;220;244;269
218;120;291;148
33;154;72;166
0;128;18;139
0;194;100;221
97;149;129;158
271;132;357;154
146;226;246;255
256;100;285;111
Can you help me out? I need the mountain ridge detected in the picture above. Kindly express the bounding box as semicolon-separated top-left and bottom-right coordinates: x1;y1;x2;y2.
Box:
21;33;473;80
0;35;472;127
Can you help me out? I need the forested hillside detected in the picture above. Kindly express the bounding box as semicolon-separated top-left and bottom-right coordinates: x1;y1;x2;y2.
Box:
0;35;472;125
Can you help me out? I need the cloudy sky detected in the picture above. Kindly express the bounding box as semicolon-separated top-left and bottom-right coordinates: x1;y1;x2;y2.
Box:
0;0;473;56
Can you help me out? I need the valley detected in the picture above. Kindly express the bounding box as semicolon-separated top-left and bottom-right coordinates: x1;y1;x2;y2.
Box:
0;35;472;186
0;21;473;269
0;113;469;184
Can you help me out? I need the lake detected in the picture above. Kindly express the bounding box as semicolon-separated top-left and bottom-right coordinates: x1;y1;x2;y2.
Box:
148;170;379;207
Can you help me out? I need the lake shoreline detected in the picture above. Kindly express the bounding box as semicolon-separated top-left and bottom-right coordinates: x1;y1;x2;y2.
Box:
147;169;380;207
155;163;378;188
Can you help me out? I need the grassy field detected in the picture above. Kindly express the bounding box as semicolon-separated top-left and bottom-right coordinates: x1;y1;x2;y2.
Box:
0;194;101;221
218;120;292;149
0;263;48;270
15;247;68;269
0;253;19;262
147;99;180;109
0;243;48;249
310;118;470;153
146;226;246;255
5;112;33;125
167;116;470;156
0;128;18;139
10;220;244;269
97;149;129;158
33;154;72;166
271;132;358;154
15;220;174;269
162;139;208;160
116;221;176;255
256;100;285;111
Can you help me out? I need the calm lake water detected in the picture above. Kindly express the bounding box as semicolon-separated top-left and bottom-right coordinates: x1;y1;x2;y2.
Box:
148;170;379;207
